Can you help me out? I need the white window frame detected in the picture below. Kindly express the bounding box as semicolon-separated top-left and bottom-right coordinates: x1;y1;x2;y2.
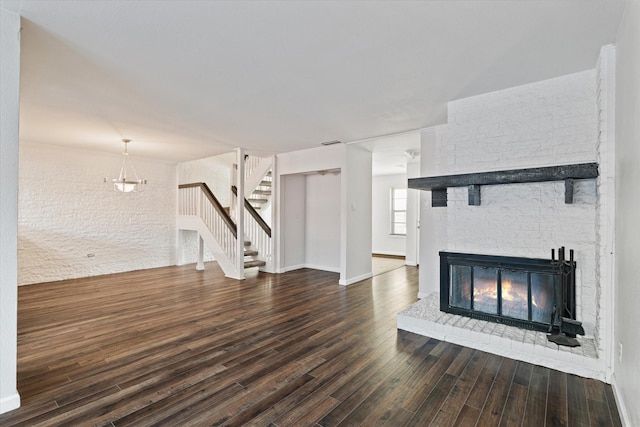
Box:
390;187;407;236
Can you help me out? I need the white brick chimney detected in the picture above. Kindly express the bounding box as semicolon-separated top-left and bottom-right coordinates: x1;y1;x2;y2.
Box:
401;46;616;381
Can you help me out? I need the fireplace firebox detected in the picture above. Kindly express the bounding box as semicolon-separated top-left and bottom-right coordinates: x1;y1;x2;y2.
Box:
440;248;584;346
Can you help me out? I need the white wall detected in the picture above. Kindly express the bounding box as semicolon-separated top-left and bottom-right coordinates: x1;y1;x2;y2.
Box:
178;152;234;205
280;174;306;270
372;173;406;256
0;5;21;415
277;144;344;275
342;144;372;285
305;172;341;272
18;142;177;285
279;172;342;274
613;1;640;425
278;143;344;175
405;160;420;266
419;125;448;298
277;143;372;285
177;152;234;264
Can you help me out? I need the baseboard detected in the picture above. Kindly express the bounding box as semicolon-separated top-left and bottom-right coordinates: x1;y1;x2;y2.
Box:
176;256;216;266
279;264;306;273
304;264;341;274
611;372;633;426
279;264;341;274
280;266;371;286
339;272;373;286
372;252;406;259
0;391;20;415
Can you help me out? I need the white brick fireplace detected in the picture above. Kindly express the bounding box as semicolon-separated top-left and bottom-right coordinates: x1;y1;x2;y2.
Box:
399;46;616;381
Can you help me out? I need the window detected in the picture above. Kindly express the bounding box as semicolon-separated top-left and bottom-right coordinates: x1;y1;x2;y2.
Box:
391;187;407;235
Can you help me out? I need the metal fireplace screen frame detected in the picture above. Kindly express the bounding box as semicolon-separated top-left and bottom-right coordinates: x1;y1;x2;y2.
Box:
440;251;576;333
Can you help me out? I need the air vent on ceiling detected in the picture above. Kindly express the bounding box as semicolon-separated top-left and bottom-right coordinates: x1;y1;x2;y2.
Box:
321;140;342;146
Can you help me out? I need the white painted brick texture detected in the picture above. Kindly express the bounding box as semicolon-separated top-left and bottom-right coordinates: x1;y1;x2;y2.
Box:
448;70;597;173
443;70;600;336
18;143;177;285
593;45;616;358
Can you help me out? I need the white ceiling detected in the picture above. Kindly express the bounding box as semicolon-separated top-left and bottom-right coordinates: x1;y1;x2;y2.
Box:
3;0;625;164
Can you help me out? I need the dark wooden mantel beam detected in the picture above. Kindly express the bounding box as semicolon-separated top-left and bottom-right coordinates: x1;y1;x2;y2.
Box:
409;162;598;207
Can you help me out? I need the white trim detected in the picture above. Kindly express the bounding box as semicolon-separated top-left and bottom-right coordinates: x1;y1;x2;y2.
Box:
390;187;407;236
280;264;343;274
279;265;374;287
344;127;424;146
339;272;373;286
235;148;246;280
304;264;341;274
417;292;430;299
397;307;608;381
0;391;20;415
611;373;632;427
279;264;306;273
597;43;617;387
373;251;406;257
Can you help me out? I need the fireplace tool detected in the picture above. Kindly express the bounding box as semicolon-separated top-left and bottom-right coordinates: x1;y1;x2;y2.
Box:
547;247;585;347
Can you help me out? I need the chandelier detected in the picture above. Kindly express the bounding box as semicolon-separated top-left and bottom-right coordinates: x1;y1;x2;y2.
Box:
105;139;147;192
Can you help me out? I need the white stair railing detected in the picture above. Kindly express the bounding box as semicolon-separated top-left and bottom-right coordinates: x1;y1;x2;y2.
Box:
244;155;273;198
244;209;272;269
232;185;273;272
244;155;262;183
178;183;240;278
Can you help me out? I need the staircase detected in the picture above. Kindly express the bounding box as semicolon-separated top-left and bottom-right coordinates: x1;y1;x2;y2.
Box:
247;171;272;212
234;183;270;270
239;155;274;224
177;182;271;279
243;241;266;269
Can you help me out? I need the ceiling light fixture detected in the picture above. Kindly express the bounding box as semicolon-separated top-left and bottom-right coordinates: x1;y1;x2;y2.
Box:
104;139;147;193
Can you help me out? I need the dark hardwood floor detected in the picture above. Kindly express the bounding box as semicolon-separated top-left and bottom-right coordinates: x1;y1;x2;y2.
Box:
0;263;622;426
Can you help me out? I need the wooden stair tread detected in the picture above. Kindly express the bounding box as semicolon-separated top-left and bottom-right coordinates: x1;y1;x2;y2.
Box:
249;198;268;204
244;250;259;256
244;260;266;268
252;190;271;195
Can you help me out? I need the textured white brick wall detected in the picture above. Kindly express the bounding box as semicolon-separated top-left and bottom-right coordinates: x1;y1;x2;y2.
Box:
594;45;616;361
443;70;600;336
447;70;597;172
18;142;177;285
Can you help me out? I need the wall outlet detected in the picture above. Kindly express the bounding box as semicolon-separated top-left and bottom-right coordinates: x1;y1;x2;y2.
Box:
618;342;623;363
